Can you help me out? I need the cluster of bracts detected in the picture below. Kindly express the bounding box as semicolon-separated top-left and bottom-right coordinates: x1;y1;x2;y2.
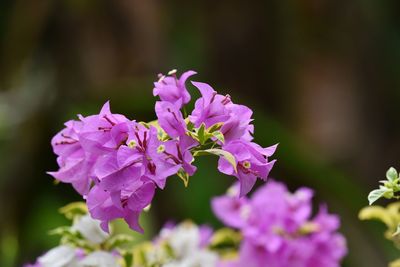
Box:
49;70;276;233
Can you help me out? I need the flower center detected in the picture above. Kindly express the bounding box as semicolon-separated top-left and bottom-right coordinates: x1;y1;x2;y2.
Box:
243;161;251;169
157;144;166;153
128;140;137;148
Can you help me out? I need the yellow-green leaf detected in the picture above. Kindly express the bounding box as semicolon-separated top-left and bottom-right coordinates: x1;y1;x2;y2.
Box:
212;131;225;144
59;202;88;220
359;206;396;229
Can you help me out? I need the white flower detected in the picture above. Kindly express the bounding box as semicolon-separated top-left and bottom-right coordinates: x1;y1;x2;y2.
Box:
38;245;78;267
160;223;200;257
155;223;219;267
79;251;121;267
163;250;219;267
72;214;109;244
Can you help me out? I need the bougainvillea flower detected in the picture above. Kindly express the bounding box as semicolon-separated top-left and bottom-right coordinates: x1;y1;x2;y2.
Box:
163;135;198;176
117;124;181;189
221;104;254;142
94;149;143;193
48;70;280;234
189;82;232;128
142;126;182;188
49;102;132;195
211;184;250;228
87;181;155;233
48;153;95;196
153;70;196;109
155;101;187;138
213;181;347;267
78;101;130;154
218;140;277;196
51;119;83;159
48;119;93;195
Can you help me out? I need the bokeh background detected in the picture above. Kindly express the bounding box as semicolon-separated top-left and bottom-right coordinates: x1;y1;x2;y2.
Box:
1;1;400;266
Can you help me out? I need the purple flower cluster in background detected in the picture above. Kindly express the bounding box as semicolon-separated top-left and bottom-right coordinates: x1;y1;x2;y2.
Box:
213;181;347;267
49;70;277;233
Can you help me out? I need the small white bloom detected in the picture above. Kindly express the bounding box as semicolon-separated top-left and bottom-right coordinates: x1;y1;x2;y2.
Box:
38;245;77;267
157;223;220;267
160;223;200;257
79;251;121;267
72;214;109;244
163;250;219;267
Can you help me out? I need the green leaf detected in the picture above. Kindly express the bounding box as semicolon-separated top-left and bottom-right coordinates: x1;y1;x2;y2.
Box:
212;131;225;144
387;167;398;182
104;234;133;250
210;228;242;248
186;120;195;131
122;252;133;267
393;224;400;237
194;148;237;173
132;242;153;266
177;169;190;187
359;206;395;228
48;226;73;236
368;187;393;205
207;123;223;133
59;202;88;220
187;131;199;142
197;123;206;144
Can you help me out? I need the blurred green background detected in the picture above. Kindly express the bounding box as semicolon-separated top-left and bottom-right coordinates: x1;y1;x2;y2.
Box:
1;0;400;266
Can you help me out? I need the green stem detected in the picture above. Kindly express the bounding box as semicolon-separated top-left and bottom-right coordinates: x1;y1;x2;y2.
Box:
183;106;188;118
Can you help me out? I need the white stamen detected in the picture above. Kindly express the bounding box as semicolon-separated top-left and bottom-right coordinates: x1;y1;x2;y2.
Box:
168;69;177;75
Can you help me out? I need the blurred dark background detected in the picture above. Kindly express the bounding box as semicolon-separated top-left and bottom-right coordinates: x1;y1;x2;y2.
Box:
1;0;400;266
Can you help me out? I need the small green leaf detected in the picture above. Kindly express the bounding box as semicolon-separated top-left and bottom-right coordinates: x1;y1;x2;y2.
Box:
59;202;88;220
186;121;195;131
177;169;190;187
104;234;133;250
387;167;398;182
187;131;199;142
207;123;223;133
359;206;394;228
122;252;133;267
197;123;206;144
194;148;237;173
212;131;225;144
48;226;73;236
393;224;400;237
368;187;393;205
209;228;242;249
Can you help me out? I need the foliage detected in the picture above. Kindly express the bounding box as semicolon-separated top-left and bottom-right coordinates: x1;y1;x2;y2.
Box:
360;167;400;266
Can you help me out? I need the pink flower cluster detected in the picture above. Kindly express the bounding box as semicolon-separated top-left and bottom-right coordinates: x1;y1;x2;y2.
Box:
213;181;347;267
49;70;277;233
